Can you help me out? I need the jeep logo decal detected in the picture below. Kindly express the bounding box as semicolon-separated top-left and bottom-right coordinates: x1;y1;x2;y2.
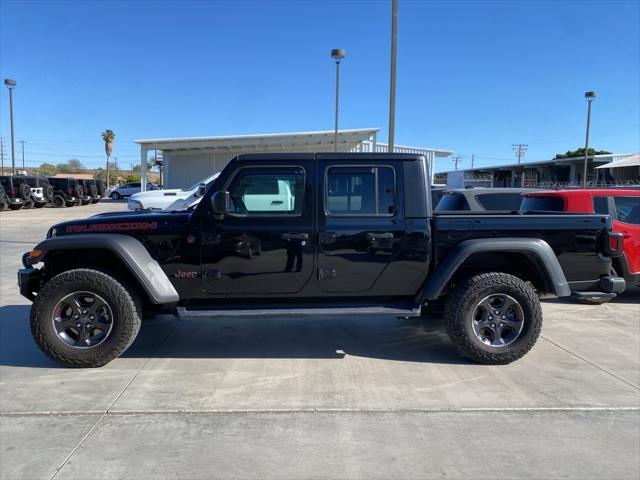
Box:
174;269;199;279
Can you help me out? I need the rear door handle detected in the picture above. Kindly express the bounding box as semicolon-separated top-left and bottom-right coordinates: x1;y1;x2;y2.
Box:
319;232;337;244
366;232;394;241
281;232;309;240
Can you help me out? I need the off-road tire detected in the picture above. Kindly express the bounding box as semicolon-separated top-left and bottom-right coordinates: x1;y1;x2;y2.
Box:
17;183;30;201
444;272;542;364
0;198;7;212
8;203;23;210
43;183;54;200
34;201;46;208
30;269;141;368
52;195;66;208
22;199;34;209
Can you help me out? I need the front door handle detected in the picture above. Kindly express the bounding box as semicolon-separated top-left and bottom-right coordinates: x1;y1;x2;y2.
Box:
281;232;309;240
366;232;394;241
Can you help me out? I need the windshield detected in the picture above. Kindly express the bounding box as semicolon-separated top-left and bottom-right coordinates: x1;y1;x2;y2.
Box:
184;172;220;191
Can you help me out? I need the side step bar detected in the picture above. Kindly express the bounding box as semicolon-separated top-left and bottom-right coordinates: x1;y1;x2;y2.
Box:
177;305;421;319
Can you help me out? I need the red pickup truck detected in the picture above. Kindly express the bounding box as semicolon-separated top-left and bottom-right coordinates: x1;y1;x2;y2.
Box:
521;189;640;288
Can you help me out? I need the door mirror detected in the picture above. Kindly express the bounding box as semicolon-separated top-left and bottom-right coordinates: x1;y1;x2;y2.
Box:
195;182;207;198
211;190;230;215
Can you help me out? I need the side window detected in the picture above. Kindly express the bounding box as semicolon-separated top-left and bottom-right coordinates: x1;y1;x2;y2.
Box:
476;193;523;211
593;196;609;215
326;166;396;216
613;196;640;225
227;167;304;216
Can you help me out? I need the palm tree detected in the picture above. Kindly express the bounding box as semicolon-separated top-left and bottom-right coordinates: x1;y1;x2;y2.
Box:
101;130;116;190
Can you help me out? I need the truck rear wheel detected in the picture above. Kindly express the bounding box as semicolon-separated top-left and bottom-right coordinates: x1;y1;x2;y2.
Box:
30;269;141;368
445;272;542;364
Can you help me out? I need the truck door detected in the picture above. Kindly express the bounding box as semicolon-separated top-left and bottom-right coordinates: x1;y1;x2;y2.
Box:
317;160;406;293
201;163;315;295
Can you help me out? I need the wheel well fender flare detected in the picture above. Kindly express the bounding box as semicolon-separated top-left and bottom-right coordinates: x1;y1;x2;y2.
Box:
421;238;571;301
26;234;179;304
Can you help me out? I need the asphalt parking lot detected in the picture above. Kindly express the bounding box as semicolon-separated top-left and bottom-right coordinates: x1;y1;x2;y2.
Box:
0;202;638;480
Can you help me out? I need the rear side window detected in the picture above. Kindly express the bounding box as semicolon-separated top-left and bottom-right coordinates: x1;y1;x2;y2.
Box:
436;193;470;211
476;193;523;211
593;196;609;215
326;166;396;216
520;196;564;211
613;196;640;225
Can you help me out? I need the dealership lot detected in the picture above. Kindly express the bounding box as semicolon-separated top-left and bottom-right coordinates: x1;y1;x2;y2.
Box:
1;203;639;479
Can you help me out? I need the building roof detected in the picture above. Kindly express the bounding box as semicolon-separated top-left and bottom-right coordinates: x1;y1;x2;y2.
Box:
135;128;380;151
134;128;453;156
53;173;95;180
596;153;640;169
439;153;632;174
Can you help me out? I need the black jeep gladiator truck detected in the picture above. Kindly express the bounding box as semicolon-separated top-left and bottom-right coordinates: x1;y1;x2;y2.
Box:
19;153;625;367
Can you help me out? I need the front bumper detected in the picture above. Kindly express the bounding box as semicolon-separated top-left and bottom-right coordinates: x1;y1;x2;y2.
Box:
18;267;42;301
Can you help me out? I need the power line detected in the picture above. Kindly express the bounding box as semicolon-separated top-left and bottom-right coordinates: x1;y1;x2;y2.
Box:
451;156;463;171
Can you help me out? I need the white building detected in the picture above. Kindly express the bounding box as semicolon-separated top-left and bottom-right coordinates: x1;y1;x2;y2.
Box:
135;128;452;190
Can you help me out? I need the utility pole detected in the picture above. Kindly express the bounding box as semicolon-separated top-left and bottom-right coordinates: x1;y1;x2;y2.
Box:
388;0;398;152
19;140;25;170
471;154;475;169
0;137;4;175
512;144;528;164
513;144;528;187
452;156;462;171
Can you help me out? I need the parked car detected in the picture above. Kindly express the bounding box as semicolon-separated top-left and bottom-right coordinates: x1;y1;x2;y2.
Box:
95;180;107;201
0;184;8;211
19;153;625;368
521;189;640;288
47;177;83;207
109;182;157;199
0;175;30;209
435;187;535;212
83;179;102;204
128;173;220;211
21;175;54;208
75;179;95;205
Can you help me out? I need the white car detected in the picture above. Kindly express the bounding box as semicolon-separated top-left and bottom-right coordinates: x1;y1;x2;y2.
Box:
127;173;220;211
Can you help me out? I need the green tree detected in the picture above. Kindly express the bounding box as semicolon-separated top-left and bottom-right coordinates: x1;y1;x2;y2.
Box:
554;148;611;160
125;174;141;183
55;158;84;173
36;163;57;176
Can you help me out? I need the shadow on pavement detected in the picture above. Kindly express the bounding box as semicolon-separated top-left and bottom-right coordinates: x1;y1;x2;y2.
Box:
0;304;467;368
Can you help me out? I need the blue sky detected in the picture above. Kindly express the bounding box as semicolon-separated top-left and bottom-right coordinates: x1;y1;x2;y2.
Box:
0;0;638;173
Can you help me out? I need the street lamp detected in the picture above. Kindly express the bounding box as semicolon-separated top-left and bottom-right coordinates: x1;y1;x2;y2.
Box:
4;79;16;175
582;91;596;189
331;48;345;152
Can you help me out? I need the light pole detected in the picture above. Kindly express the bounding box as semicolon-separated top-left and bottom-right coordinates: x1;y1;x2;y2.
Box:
388;0;398;153
4;79;16;175
583;91;596;189
331;48;345;152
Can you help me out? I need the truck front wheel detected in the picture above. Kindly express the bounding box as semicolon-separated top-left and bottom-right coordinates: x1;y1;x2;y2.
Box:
30;269;141;368
445;272;542;364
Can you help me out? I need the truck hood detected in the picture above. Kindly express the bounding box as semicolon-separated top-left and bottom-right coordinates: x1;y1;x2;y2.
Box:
130;188;187;200
50;210;192;237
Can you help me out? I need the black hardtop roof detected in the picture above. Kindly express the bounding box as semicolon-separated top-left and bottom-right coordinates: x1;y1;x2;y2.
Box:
234;152;426;162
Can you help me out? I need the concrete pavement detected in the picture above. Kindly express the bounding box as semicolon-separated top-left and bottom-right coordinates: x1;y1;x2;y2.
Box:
1;202;639;479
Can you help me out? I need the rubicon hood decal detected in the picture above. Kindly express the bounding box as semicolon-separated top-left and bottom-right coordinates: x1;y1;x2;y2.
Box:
65;221;159;233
